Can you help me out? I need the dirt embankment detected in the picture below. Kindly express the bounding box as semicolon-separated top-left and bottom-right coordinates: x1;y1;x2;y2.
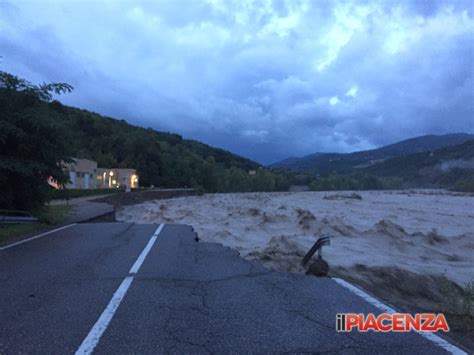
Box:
93;188;196;207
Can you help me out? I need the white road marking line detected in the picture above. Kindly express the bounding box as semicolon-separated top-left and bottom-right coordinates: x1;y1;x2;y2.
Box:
333;277;467;355
129;224;164;274
0;223;77;251
75;276;134;355
76;224;165;355
153;223;165;236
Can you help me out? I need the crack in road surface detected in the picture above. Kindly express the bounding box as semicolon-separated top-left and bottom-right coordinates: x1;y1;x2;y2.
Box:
0;223;465;354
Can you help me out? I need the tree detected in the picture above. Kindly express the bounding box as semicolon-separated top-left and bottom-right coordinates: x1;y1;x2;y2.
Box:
0;71;72;102
0;71;73;210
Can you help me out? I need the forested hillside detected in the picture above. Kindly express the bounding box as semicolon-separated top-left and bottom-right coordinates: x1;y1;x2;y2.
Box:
270;133;474;192
306;140;474;192
271;133;474;174
364;139;474;188
49;102;264;189
42;100;298;192
1;71;296;210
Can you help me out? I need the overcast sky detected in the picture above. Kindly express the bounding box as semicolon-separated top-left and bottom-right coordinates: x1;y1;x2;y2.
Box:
1;0;473;164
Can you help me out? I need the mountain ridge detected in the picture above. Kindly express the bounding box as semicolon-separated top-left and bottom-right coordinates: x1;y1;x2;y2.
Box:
270;133;474;174
364;139;474;185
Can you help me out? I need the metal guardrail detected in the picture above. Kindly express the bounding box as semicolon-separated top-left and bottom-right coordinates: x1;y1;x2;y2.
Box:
0;210;39;224
302;236;331;266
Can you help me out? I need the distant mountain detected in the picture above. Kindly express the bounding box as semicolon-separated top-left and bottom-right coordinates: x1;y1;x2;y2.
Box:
271;153;324;168
270;133;474;175
363;139;474;187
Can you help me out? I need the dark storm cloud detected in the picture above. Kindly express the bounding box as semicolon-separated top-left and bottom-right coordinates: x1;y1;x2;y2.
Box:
1;0;473;163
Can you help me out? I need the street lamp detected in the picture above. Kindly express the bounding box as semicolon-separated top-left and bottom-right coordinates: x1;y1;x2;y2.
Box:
108;171;114;188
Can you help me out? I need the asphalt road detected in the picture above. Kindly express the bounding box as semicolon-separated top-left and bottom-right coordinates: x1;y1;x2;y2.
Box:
0;222;463;354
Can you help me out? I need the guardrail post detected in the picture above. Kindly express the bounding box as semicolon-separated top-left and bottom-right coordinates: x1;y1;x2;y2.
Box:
302;236;331;277
302;236;331;266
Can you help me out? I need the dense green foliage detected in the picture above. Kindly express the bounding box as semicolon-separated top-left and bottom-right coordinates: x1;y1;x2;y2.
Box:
0;205;71;243
0;72;73;210
309;173;403;191
48;187;126;200
450;178;474;193
55;104;260;188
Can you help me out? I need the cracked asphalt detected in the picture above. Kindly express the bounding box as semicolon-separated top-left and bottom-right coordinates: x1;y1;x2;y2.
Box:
0;223;452;354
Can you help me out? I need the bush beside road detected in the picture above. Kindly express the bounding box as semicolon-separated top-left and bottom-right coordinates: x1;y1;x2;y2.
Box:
48;187;125;200
0;205;72;244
